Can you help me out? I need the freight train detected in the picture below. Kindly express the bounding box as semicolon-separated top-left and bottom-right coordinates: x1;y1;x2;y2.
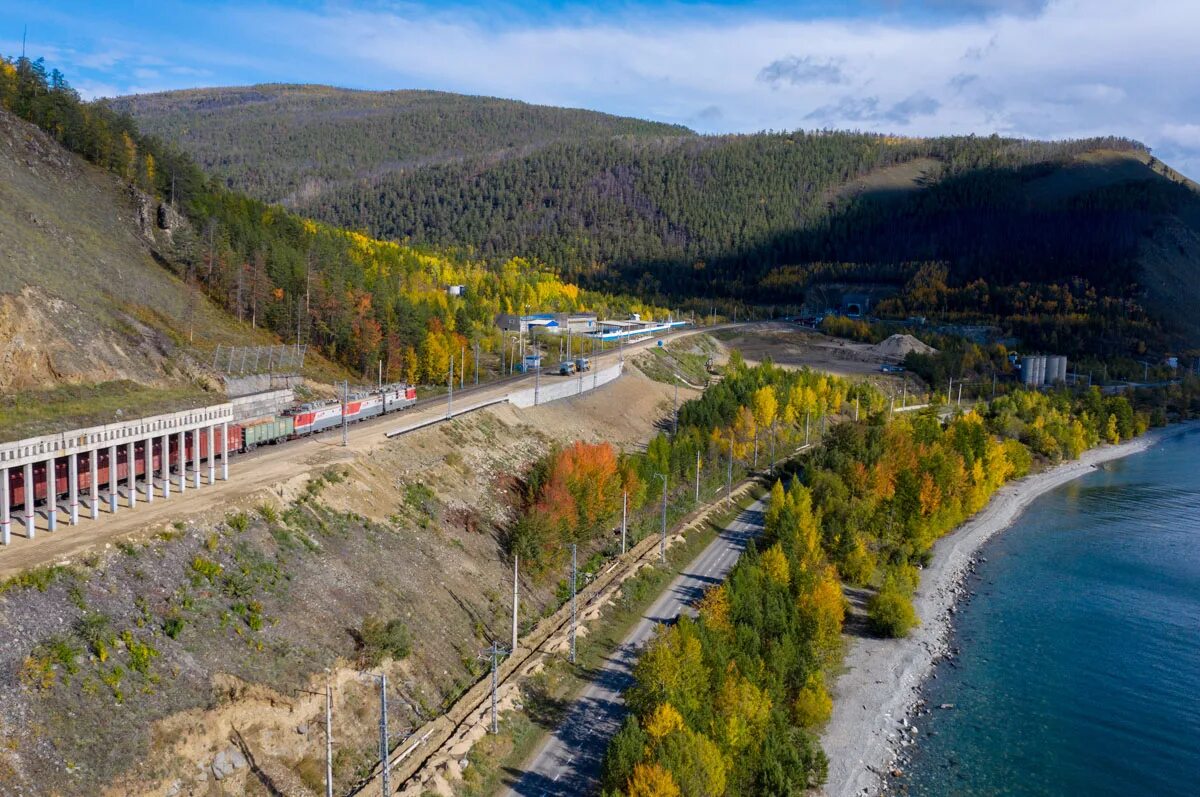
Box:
3;384;418;515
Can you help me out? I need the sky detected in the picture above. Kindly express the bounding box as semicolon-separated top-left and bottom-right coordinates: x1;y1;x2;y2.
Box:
2;0;1198;177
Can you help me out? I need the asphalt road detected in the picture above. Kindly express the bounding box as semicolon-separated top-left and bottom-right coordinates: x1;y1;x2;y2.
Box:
502;498;766;797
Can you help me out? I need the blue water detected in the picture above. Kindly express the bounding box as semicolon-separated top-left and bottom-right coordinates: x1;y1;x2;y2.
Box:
900;428;1200;797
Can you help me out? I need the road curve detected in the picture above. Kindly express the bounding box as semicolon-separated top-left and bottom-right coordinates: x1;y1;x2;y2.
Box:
501;499;766;797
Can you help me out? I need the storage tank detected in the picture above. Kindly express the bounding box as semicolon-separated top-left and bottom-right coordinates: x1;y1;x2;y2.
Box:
1048;356;1067;384
1033;355;1047;386
1021;356;1040;386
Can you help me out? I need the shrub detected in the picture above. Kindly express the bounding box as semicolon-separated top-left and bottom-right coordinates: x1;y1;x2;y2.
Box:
358;616;412;666
867;584;919;638
226;512;250;532
74;613;112;659
190;555;223;583
163;616;186;639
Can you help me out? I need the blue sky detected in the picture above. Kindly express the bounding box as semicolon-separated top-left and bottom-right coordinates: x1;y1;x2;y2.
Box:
3;0;1198;176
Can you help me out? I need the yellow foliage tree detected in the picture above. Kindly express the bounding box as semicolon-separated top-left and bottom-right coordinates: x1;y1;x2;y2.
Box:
713;663;772;753
797;565;845;667
696;585;732;634
627;762;681;797
761;543;790;587
793;673;833;728
1105;413;1120;445
644;702;686;742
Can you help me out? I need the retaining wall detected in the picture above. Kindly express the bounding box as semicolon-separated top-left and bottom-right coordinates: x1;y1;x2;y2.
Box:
507;361;624;408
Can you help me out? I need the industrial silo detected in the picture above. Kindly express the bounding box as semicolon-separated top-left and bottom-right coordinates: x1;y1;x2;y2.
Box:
1021;356;1039;386
1033;355;1047;386
1047;356;1066;384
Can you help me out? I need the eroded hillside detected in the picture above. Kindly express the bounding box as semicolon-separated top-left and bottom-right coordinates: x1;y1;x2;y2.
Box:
0;108;284;397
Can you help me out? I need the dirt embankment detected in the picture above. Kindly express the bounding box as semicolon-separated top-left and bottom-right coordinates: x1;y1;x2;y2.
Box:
0;364;688;797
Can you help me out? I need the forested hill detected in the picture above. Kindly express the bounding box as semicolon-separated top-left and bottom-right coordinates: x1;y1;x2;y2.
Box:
104;84;693;204
110;83;1200;357
302;133;1200;354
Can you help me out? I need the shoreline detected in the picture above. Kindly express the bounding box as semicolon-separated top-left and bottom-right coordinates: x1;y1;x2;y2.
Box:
818;428;1172;797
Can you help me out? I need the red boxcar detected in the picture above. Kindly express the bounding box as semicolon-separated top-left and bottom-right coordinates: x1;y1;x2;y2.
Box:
4;425;242;513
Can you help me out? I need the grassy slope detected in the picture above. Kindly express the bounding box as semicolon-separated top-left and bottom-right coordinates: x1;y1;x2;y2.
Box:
0;108;347;435
106;84;693;204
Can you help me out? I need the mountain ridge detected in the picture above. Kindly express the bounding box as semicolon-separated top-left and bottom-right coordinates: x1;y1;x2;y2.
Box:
108;82;1200;357
105;84;694;205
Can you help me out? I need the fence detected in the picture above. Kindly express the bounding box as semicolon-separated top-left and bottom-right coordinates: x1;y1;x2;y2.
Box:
211;344;307;375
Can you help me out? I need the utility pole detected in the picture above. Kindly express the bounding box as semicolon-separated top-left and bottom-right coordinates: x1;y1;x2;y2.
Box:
448;356;454;418
695;450;701;503
673;379;679;436
294;677;334;797
621;490;627;554
654;473;668;563
512;555;520;654
488;641;509;734
534;360;541;406
854;395;859;422
726;450;733;506
957;382;963;406
378;673;390;797
326;678;334;797
341;381;349;447
569;544;578;664
947;378;953;405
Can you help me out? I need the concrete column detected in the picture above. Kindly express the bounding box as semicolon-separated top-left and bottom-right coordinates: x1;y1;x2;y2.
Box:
23;462;35;538
177;431;186;494
127;441;137;508
46;457;57;532
89;448;99;520
192;428;201;489
207;425;216;484
68;452;79;525
221;421;229;480
1;466;10;545
161;434;170;499
108;445;118;513
144;439;154;504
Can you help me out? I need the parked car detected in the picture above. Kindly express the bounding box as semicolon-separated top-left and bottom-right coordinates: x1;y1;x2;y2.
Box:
558;361;577;376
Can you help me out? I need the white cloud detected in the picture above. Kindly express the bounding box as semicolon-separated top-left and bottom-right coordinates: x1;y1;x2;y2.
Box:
237;0;1196;166
17;0;1200;177
1161;124;1200;149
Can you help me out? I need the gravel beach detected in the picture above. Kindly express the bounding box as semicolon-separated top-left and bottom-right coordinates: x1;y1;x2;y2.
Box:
819;431;1164;797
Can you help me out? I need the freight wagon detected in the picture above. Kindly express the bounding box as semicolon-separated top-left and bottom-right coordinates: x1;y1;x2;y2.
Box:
3;384;419;517
5;425;242;512
240;417;295;450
